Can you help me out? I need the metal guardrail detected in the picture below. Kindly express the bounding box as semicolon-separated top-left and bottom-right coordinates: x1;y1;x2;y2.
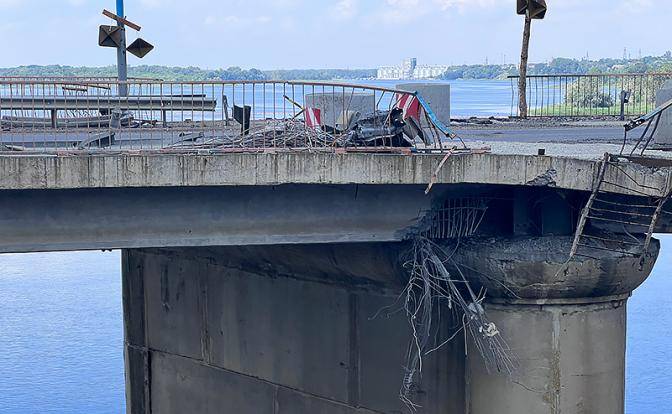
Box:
0;80;452;153
508;73;672;118
0;76;158;81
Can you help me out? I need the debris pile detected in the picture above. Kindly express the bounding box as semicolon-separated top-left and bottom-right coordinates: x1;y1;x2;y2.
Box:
231;119;345;148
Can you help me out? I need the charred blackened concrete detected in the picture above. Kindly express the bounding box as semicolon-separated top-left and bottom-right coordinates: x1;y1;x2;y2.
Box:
454;236;658;299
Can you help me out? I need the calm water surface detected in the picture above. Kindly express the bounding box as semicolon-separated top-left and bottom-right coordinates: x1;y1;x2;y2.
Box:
0;251;124;414
364;79;513;117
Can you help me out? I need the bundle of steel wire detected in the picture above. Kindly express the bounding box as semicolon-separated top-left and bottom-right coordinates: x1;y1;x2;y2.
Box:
398;237;517;410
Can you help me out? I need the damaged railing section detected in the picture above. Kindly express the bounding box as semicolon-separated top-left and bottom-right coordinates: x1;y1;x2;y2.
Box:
568;153;672;268
620;97;672;156
0;79;454;153
391;197;515;409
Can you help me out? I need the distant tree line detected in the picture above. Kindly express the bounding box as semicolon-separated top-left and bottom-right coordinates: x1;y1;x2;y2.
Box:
439;52;672;80
0;65;376;81
0;65;266;81
441;64;518;80
264;69;377;80
4;53;672;82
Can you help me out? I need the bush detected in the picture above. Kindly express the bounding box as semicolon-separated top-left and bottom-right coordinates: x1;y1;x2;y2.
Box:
565;78;614;108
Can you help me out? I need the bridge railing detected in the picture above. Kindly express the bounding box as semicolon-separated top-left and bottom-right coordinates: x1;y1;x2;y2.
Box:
0;79;450;153
508;73;672;118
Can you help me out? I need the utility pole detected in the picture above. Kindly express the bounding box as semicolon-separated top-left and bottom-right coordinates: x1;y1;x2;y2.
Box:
516;0;547;119
518;12;532;118
99;2;152;97
116;0;128;96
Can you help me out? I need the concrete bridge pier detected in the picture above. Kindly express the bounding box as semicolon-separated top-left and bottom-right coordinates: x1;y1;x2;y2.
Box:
121;244;467;414
459;236;660;414
121;236;660;414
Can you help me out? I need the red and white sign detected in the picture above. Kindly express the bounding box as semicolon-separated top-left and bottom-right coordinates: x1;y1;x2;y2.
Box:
395;93;421;121
305;107;322;128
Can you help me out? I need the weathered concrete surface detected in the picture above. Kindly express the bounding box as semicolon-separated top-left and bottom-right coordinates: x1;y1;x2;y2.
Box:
0;152;669;198
2;152;670;252
122;239;658;414
457;235;659;414
468;298;628;414
454;236;659;299
305;93;376;130
0;151;666;413
653;80;672;148
0;184;440;253
397;83;451;126
123;246;465;414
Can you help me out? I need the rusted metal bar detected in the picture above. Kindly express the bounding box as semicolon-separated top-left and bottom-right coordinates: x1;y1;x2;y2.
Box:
590;206;655;218
102;9;141;31
586;215;651;227
593;198;657;209
569;153;610;258
600;181;656;196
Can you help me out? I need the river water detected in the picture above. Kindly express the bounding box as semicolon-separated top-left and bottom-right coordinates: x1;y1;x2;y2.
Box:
0;79;669;413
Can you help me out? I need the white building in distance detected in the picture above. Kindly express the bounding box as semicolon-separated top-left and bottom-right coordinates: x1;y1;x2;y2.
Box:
377;58;449;80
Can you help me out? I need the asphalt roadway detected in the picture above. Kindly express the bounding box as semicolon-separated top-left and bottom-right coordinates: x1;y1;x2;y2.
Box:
455;125;626;144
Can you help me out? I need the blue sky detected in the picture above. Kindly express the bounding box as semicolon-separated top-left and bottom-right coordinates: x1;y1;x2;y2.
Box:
0;0;669;69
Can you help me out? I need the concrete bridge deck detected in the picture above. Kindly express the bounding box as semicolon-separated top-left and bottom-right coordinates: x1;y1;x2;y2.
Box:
1;151;670;254
0;151;667;195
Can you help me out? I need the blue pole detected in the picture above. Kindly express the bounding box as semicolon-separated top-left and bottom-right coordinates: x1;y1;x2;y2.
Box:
116;0;124;18
116;0;128;96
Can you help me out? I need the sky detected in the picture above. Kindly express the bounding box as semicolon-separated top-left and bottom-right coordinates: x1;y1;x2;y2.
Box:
0;0;670;69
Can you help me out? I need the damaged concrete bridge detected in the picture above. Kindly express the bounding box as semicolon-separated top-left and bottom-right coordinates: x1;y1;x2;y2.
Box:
2;151;672;414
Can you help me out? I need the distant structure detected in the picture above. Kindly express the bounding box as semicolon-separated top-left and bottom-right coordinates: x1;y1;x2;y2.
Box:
401;58;417;78
377;58;449;80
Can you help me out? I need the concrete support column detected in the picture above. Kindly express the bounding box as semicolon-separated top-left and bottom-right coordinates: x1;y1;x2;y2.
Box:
468;295;628;414
455;236;659;414
122;244;466;414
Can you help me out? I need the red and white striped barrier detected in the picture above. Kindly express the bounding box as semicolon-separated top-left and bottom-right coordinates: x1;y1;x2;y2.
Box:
305;107;322;128
395;93;421;121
